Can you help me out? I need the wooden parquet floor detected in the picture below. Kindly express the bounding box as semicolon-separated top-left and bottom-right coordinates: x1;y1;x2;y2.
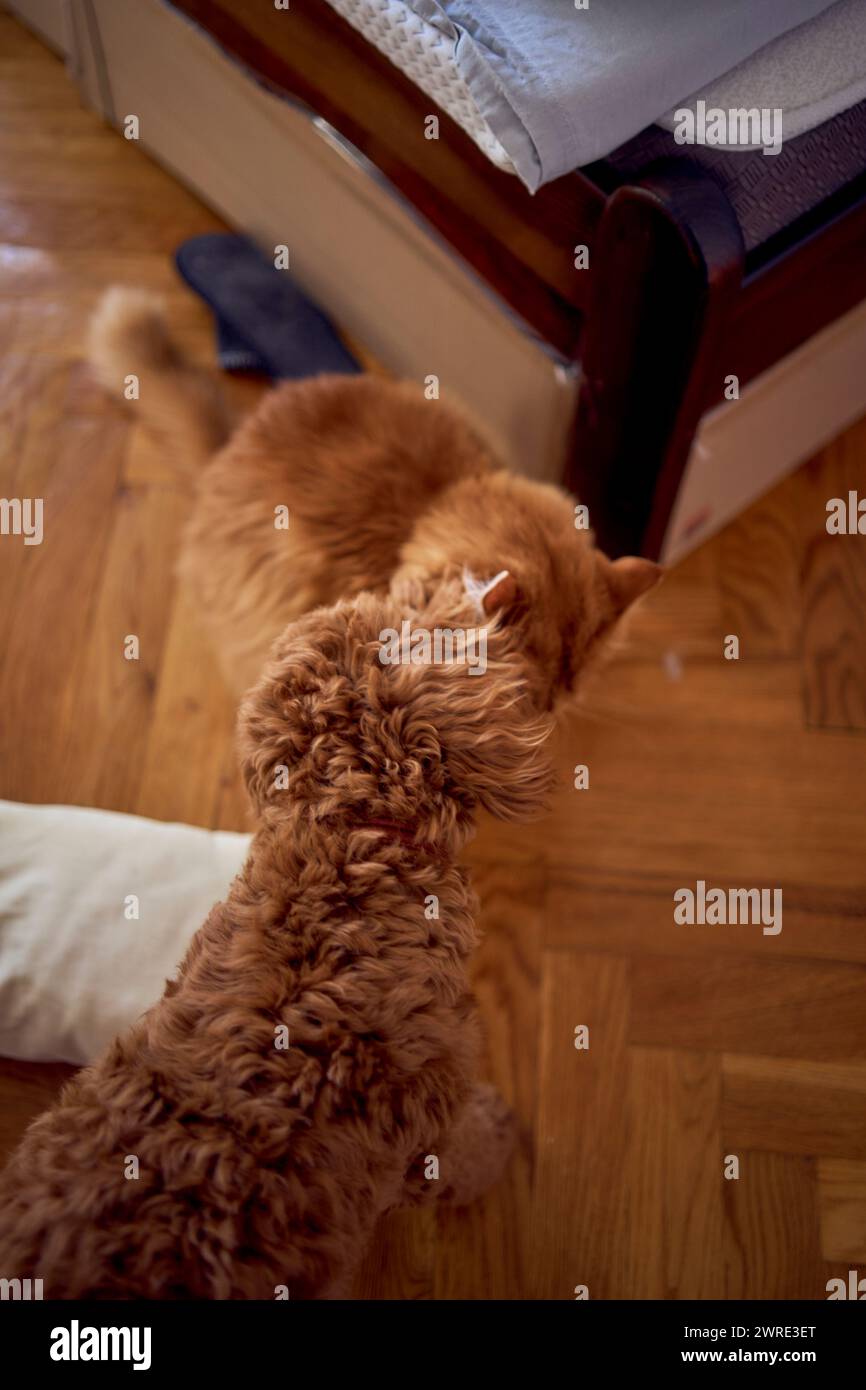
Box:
1;12;865;1299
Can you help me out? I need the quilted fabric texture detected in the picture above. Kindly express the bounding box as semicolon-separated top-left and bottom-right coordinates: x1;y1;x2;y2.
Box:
328;0;514;170
324;0;852;189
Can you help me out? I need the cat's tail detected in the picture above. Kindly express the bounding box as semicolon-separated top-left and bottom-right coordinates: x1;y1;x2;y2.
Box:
87;287;230;468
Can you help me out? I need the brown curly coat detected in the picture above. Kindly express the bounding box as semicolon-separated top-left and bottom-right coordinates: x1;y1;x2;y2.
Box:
0;581;553;1299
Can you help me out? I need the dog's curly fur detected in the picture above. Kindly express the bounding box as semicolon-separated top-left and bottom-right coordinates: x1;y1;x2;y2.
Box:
0;581;553;1299
0;293;666;1299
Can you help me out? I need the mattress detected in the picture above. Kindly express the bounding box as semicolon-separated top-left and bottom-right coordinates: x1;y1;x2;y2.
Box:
326;0;865;191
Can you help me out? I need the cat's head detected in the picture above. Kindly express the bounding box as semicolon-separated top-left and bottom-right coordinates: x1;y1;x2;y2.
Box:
397;471;662;711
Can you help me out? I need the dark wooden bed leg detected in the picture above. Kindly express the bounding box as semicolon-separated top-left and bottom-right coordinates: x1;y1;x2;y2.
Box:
566;162;744;558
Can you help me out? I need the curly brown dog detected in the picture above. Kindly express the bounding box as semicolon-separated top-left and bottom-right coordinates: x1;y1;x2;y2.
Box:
0;579;556;1299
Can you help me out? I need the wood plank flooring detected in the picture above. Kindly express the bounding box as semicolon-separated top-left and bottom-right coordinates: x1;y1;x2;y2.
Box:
1;12;865;1299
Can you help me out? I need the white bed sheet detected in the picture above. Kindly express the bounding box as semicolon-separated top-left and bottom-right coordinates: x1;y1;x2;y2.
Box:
326;0;862;188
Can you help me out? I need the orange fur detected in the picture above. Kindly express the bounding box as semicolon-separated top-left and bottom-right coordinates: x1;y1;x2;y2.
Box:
88;287;230;467
0;298;669;1298
0;580;553;1299
88;289;661;704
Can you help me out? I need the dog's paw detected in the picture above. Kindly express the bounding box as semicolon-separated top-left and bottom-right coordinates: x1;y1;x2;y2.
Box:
439;1082;517;1207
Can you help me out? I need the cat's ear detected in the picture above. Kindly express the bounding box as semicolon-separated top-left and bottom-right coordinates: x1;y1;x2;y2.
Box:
481;570;521;617
462;568;524;619
605;556;663;615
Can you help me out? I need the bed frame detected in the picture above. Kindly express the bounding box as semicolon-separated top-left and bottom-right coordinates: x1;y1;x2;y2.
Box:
172;0;866;558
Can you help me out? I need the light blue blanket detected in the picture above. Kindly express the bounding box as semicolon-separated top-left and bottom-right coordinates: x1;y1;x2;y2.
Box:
407;0;839;189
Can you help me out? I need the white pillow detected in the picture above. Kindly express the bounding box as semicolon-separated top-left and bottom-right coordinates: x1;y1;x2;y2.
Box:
0;801;251;1066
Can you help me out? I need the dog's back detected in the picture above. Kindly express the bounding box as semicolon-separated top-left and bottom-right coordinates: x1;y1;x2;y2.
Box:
0;583;551;1299
0;855;478;1299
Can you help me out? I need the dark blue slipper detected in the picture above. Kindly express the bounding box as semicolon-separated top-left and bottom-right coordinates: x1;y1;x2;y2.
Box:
175;233;361;380
214;318;269;374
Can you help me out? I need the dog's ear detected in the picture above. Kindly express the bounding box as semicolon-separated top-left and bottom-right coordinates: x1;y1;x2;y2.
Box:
237;668;304;816
415;657;554;823
384;583;553;822
236;604;359;814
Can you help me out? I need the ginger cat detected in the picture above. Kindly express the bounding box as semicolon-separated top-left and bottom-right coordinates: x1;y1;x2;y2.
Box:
89;289;660;708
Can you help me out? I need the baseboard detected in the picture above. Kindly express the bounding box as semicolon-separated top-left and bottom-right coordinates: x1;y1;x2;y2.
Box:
662;294;866;564
3;0;69;54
